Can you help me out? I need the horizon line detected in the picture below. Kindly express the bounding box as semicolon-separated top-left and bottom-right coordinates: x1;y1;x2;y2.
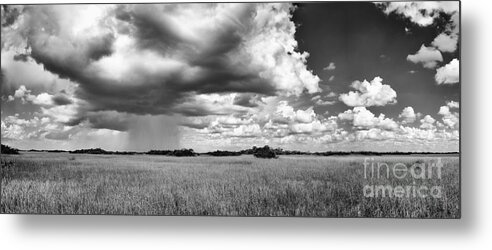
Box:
1;144;460;155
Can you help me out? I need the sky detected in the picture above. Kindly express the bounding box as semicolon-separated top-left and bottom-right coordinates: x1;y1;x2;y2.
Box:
0;2;460;152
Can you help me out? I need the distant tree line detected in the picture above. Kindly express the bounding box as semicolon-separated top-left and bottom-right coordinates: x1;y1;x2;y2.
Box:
2;143;459;158
205;150;242;157
70;148;109;154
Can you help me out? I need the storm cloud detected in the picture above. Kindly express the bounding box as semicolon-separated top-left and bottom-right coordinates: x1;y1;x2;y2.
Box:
3;3;320;126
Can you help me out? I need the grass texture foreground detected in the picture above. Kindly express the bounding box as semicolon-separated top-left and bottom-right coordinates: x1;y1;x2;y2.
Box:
1;152;459;218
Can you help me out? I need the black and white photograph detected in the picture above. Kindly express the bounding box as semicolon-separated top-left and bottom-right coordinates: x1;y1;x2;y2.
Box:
1;1;460;218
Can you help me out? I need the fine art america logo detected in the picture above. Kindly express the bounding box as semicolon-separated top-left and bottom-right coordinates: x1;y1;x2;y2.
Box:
363;158;443;199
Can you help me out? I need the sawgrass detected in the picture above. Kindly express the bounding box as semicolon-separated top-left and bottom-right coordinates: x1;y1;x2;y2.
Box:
0;152;459;217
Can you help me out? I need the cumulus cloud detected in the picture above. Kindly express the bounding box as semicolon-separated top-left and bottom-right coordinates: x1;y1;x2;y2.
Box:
378;2;459;27
8;85;58;106
339;76;397;107
328;106;458;148
399;106;418;124
446;100;459;109
11;85;33;103
398;126;436;141
31;93;54;106
275;101;316;124
180;97;459;151
289;118;337;135
435;59;459;84
407;45;443;69
431;4;459;53
420;115;436;130
7;85;80;120
1;114;58;141
354;128;396;141
1;115;34;140
338;107;398;131
223;124;262;138
438;102;459;129
432;33;458;53
191;99;338;141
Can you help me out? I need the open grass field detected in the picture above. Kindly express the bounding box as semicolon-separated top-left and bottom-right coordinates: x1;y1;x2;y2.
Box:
0;152;459;218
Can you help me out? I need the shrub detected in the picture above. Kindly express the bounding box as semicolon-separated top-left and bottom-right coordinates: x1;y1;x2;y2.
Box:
146;149;197;157
253;146;277;159
172;149;197;157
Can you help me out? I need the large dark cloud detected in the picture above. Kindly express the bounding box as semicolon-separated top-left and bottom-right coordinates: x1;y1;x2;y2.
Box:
2;4;320;132
19;5;280;117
